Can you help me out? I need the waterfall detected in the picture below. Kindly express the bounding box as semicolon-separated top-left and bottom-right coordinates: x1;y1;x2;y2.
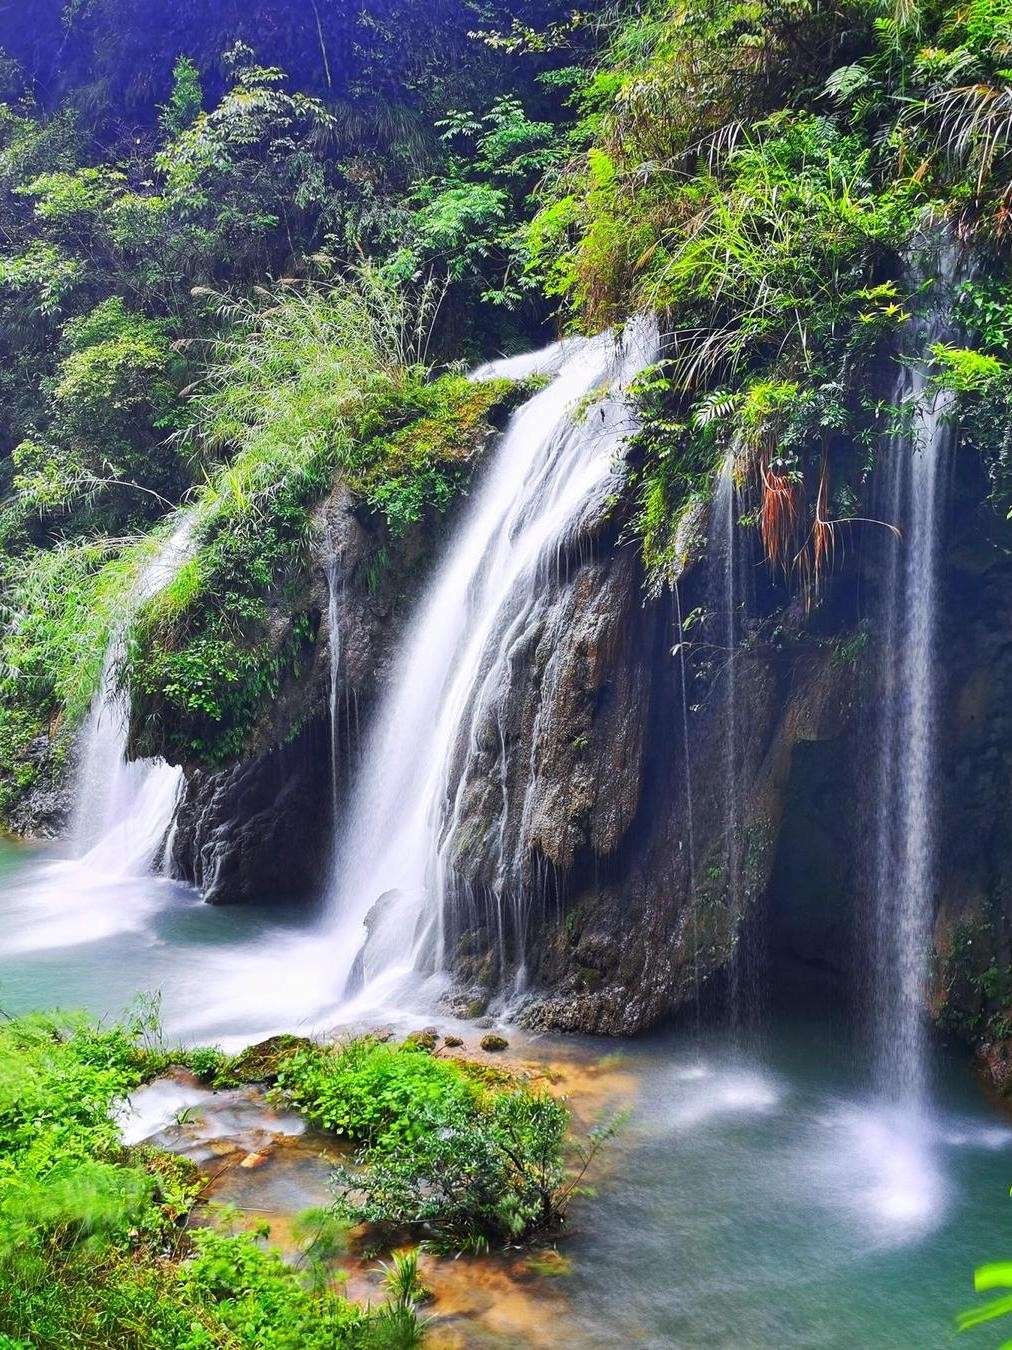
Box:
323;552;342;826
327;321;659;1008
871;249;958;1108
707;446;747;1020
674;581;700;1023
71;660;184;879
71;516;192;875
1;517;193;955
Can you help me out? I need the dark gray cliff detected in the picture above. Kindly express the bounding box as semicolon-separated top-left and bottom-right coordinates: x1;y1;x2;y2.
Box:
422;488;854;1034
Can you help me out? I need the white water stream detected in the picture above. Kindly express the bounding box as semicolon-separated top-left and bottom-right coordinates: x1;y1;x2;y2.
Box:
872;355;956;1109
708;447;747;1018
323;551;342;827
327;321;659;1011
1;517;192;954
869;244;960;1115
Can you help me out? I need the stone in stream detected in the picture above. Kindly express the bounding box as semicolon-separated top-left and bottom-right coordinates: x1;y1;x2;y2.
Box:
404;1027;439;1051
227;1034;314;1084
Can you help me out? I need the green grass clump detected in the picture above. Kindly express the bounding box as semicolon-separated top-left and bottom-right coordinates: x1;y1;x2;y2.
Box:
276;1038;480;1149
353;374;531;535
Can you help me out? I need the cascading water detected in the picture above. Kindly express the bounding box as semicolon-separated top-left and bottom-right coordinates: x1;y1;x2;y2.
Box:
323;551;342;826
871;264;958;1110
71;517;193;874
327;321;659;1009
1;517;192;954
673;581;701;1023
706;444;751;1022
72;645;183;880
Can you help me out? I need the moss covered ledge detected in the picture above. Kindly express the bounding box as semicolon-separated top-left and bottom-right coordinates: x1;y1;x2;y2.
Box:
122;369;533;770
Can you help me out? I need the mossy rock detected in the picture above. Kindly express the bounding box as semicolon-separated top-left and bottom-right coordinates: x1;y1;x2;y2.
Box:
456;927;487;958
352;375;537;535
477;955;497;989
480;1033;509;1053
403;1028;439;1052
225;1034;314;1084
443;1034;464;1048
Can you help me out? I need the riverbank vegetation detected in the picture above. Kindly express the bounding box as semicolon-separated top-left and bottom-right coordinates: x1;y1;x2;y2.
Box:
0;1009;590;1347
273;1036;610;1252
0;1009;421;1347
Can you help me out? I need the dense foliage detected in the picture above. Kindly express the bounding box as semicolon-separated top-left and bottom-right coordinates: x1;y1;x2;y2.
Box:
0;1011;420;1348
0;1011;590;1344
0;1;583;812
529;0;1012;589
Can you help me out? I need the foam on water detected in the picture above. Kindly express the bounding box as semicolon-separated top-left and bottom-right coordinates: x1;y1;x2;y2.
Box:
666;1068;783;1130
118;1077;306;1147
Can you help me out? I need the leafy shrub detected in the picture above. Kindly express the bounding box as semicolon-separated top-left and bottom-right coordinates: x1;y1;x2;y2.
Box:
275;1037;596;1250
276;1038;478;1149
333;1083;571;1250
524;0;1012;592
11;297;186;529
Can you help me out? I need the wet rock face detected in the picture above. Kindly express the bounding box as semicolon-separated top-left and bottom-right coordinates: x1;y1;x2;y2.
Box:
5;733;74;837
514;647;848;1035
438;513;851;1035
926;496;1012;1056
976;1040;1012;1097
168;719;331;904
444;546;654;893
165;441;1012;1040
